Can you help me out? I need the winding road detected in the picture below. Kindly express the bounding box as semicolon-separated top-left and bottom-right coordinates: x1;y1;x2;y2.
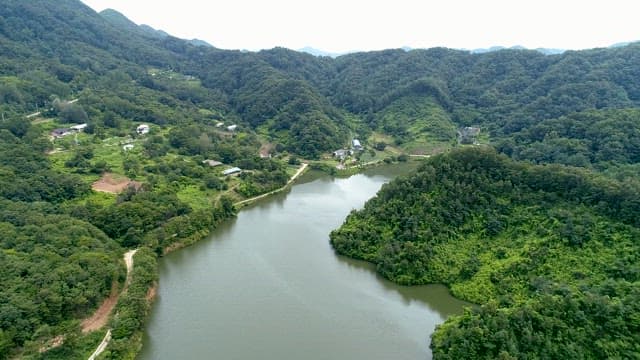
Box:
87;249;138;360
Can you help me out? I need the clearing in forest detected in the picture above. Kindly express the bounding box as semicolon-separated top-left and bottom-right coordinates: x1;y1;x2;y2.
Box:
92;173;142;194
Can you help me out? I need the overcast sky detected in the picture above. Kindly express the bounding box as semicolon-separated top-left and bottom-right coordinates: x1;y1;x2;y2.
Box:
80;0;638;53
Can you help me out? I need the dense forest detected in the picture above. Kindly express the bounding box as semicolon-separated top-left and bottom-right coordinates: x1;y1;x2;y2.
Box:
1;0;640;358
2;1;640;163
330;148;640;358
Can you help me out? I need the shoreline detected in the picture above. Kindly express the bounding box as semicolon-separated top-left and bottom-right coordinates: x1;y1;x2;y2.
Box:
234;162;309;208
130;159;469;360
112;160;417;358
160;162;310;257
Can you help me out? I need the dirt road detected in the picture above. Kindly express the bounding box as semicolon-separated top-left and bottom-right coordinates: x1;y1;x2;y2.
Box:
85;249;138;359
234;163;308;207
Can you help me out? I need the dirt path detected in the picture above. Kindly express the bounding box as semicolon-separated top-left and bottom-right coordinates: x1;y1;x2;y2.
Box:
80;283;118;333
409;154;431;158
235;163;308;207
87;330;111;360
124;250;136;284
84;249;137;359
81;249;137;333
287;162;308;185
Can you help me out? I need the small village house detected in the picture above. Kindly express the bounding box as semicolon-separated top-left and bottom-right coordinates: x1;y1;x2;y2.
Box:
136;124;150;135
70;123;88;132
223;167;242;176
51;128;72;138
333;149;352;160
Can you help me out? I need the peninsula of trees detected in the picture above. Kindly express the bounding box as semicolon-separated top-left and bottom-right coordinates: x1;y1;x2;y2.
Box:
330;148;640;358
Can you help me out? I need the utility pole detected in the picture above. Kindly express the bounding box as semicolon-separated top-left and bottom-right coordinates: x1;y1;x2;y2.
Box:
1;112;4;122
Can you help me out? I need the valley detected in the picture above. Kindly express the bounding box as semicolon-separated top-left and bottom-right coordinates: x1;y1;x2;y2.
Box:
0;1;639;359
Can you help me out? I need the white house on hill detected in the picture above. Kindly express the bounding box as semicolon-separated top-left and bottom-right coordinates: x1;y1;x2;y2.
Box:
136;124;150;135
70;123;88;131
223;167;241;176
333;149;352;160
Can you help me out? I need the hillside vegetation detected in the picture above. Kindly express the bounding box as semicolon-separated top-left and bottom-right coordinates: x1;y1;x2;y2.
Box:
1;0;640;358
330;148;640;358
2;1;640;163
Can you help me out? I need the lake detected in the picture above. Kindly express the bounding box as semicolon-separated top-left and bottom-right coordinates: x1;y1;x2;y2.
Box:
139;164;470;360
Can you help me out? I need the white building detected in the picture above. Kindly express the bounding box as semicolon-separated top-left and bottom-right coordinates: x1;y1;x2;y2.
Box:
223;167;241;176
333;149;352;160
70;123;88;131
136;124;150;135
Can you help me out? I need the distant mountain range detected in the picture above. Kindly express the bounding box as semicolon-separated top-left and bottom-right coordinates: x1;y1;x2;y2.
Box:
469;45;566;55
298;42;639;58
296;45;567;57
296;46;350;58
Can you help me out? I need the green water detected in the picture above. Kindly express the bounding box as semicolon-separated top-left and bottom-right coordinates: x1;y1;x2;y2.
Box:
139;165;470;359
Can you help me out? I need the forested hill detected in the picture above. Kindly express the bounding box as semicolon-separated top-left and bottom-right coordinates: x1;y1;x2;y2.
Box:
330;148;640;358
2;0;640;159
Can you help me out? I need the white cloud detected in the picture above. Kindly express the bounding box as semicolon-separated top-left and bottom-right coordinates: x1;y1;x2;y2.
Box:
81;0;639;52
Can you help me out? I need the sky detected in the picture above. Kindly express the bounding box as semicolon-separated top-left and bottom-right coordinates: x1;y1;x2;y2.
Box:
80;0;638;53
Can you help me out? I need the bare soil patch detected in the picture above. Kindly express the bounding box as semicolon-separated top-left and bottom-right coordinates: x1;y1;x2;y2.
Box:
81;282;119;333
92;173;142;194
259;143;274;158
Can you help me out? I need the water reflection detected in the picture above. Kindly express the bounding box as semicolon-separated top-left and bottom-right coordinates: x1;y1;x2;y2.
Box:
140;163;467;360
336;255;471;317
